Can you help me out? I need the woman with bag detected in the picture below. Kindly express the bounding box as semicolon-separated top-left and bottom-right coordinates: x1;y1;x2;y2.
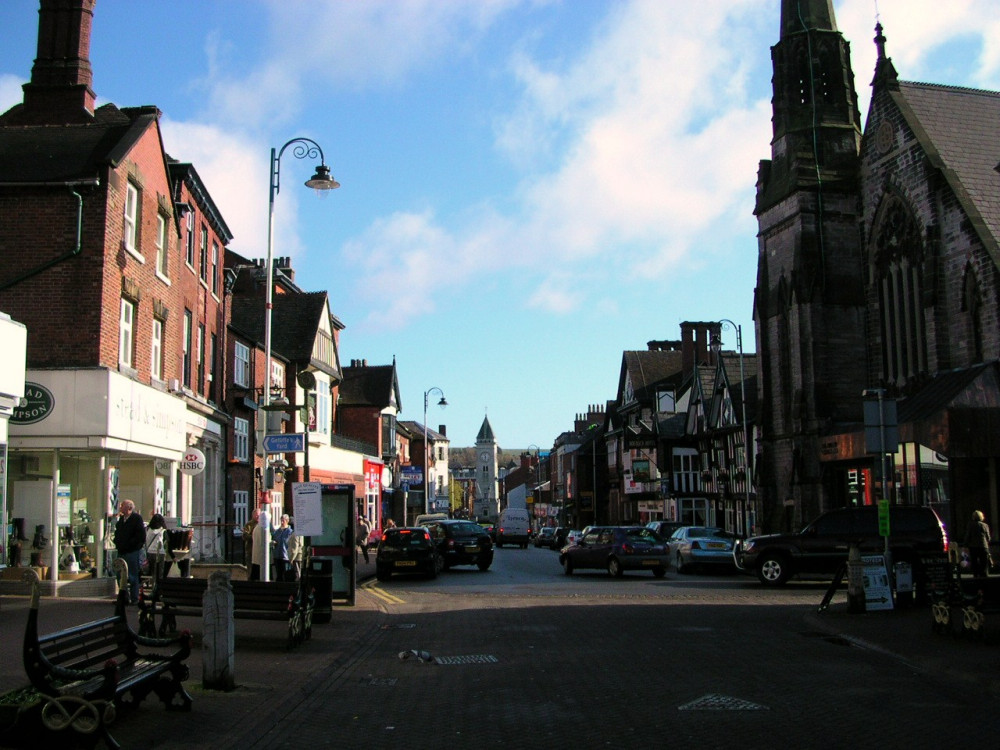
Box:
145;513;172;580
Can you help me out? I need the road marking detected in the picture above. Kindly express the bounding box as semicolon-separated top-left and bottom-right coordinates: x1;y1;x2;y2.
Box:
362;580;405;604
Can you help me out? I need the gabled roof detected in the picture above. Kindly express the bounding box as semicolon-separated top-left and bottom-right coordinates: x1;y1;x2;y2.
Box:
0;103;158;184
887;80;1000;264
229;291;341;379
617;349;685;406
339;362;400;410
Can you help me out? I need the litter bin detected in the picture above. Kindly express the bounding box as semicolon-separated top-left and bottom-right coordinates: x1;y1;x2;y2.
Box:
309;556;335;623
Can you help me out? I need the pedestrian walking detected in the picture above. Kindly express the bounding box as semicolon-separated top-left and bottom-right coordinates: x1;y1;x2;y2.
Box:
964;509;992;579
243;508;259;576
144;513;172;580
113;499;145;604
272;513;294;581
356;515;372;563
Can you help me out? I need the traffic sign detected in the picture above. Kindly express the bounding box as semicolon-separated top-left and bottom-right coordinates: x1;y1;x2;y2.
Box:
877;499;890;537
262;433;306;453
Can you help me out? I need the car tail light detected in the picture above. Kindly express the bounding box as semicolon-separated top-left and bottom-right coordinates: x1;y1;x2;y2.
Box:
620;543;634;554
447;539;456;549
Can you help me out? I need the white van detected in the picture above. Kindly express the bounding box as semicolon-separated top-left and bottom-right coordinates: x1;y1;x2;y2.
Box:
414;512;448;527
496;508;531;548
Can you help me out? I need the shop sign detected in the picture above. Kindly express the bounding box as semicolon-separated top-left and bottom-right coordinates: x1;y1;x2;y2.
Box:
11;382;54;424
179;447;206;476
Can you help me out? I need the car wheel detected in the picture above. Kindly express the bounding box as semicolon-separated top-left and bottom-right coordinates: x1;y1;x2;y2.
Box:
676;552;689;574
652;566;666;578
376;569;390;582
477;558;492;571
608;557;624;578
757;553;790;586
562;556;573;575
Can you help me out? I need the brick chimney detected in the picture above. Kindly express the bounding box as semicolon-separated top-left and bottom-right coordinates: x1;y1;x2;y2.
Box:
680;321;721;377
15;0;98;125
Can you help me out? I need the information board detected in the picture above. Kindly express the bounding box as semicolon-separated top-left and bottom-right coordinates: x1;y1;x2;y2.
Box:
861;554;894;611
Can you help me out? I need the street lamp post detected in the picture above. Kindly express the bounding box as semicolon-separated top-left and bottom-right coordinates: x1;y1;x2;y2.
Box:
261;137;339;582
711;320;751;537
423;387;447;515
527;444;541;531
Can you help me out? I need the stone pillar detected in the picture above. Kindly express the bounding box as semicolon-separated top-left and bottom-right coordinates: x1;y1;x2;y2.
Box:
202;570;235;690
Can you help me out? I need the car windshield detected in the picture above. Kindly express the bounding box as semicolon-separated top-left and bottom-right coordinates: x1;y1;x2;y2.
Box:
451;522;484;535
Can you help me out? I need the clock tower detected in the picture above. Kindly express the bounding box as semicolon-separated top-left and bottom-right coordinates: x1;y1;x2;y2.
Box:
475;416;499;521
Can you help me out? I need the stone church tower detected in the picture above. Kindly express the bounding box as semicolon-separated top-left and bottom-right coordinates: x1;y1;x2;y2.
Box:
754;0;867;530
475;416;499;522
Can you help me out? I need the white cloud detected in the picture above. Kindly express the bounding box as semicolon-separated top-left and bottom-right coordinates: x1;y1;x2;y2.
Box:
159;119;291;261
0;74;25;114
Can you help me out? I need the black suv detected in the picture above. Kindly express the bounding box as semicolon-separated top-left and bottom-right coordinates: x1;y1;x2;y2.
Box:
734;505;948;586
425;519;494;571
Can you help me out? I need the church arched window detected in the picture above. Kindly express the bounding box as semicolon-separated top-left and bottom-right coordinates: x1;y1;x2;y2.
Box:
871;196;926;385
962;263;984;363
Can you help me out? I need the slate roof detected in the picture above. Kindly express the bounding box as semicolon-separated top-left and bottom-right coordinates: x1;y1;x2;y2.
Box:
400;420;448;442
477;416;495;442
230;291;340;378
339;363;397;409
891;80;1000;263
898;362;1000;424
619;349;685;404
0;103;158;183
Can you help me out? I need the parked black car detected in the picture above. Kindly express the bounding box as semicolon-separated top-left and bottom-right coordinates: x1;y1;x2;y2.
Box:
375;527;441;582
646;520;684;540
734;505;949;586
425;519;494;571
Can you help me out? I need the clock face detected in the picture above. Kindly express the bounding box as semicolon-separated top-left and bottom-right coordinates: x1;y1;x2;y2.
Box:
480;451;489;462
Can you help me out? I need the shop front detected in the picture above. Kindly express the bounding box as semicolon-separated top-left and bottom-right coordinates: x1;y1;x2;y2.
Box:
6;368;187;582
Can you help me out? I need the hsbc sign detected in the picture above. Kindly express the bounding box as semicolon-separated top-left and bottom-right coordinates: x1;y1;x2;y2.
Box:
179;447;206;476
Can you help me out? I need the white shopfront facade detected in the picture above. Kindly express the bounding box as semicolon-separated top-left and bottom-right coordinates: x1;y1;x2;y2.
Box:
6;368;190;580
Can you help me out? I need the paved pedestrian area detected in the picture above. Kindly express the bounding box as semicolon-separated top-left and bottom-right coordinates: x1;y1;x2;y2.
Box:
3;568;1000;748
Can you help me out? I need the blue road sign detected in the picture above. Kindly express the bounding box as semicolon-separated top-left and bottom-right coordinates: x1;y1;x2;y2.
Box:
262;432;306;453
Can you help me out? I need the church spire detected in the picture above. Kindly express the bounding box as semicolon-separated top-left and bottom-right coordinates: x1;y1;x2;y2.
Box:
780;0;837;38
871;21;899;88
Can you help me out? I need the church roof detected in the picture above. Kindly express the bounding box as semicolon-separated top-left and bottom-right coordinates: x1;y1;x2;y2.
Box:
477;416;495;442
890;80;1000;264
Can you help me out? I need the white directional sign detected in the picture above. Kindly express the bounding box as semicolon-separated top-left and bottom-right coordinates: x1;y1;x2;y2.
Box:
261;433;306;453
861;554;894;611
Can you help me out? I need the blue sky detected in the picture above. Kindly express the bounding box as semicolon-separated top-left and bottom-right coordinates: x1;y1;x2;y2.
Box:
1;0;997;450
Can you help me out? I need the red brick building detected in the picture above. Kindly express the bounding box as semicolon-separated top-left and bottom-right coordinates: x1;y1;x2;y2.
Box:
0;0;232;575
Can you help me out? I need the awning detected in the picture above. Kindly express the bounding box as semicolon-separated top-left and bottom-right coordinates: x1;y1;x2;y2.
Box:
819;362;1000;461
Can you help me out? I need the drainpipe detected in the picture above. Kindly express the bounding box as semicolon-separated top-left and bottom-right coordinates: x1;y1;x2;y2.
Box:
0;181;95;291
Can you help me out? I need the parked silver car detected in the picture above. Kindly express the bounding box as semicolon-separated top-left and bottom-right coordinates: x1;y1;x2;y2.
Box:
667;526;736;573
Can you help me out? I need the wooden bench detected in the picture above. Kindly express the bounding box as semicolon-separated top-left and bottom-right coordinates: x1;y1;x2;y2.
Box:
21;563;192;749
142;576;314;649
